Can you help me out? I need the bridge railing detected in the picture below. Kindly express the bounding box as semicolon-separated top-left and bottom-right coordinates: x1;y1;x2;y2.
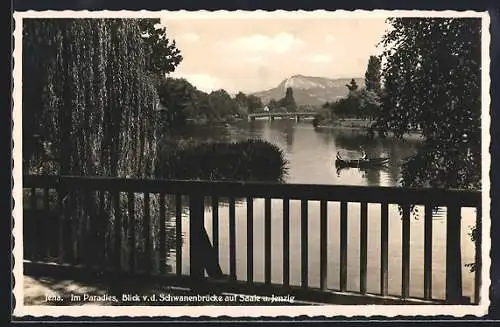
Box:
22;175;482;304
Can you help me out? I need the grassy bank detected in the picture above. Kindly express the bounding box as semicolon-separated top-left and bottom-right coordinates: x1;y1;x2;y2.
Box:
157;139;289;182
314;118;424;140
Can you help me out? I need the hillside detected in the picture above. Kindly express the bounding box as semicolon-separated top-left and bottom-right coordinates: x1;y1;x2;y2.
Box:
252;75;364;107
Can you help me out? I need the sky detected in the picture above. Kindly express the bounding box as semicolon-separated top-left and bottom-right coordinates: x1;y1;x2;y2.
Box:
160;13;391;94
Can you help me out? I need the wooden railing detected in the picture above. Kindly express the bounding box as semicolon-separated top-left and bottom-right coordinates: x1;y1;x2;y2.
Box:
22;175;482;305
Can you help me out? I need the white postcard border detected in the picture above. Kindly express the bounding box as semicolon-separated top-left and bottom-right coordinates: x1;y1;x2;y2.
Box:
11;9;492;318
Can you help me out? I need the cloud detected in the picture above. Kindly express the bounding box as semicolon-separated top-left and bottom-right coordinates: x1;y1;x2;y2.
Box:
242;56;264;63
303;54;333;63
169;72;222;92
179;33;200;42
227;33;304;55
324;35;335;43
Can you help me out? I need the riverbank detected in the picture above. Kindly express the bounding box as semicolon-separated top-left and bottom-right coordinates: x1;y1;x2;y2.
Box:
314;118;424;141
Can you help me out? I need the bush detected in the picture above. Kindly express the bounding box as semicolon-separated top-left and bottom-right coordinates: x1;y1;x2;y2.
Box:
157;139;289;182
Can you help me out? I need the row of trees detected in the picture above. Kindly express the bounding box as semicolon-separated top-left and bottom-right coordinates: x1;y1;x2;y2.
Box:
266;87;298;112
155;77;265;131
316;56;382;122
156;79;302;130
156;79;302;131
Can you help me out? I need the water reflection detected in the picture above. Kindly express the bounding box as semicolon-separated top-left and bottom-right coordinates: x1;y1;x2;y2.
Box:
177;120;421;187
164;120;476;302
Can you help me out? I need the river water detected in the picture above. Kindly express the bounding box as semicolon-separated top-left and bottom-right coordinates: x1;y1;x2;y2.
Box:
167;119;477;302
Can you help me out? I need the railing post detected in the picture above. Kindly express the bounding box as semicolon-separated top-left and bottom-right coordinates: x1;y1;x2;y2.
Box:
446;205;463;304
189;194;205;290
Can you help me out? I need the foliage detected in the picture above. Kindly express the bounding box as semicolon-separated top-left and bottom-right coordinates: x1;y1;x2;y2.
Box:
365;55;382;93
265;87;298;112
235;92;264;114
377;17;481;191
155;78;262;129
208;89;240;118
157;139;289;182
281;87;298;112
137;18;183;79
321;80;379;120
156;77;195;129
376;18;482;272
23;18;159;178
357;88;381;120
267;99;279;110
345;78;359;92
22;19;177;263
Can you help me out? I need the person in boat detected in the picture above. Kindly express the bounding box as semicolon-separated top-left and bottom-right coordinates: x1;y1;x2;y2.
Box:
360;149;367;160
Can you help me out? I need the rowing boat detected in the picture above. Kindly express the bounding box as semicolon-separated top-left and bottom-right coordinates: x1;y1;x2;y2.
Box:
335;152;389;168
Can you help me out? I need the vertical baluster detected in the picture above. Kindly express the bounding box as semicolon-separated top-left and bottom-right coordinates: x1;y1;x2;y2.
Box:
424;204;433;300
320;200;328;291
340;201;348;292
175;193;182;277
402;204;411;299
212;196;219;265
159;193;166;274
69;190;77;263
30;188;37;210
43;188;51;259
82;190;92;266
380;202;389;296
265;198;272;284
98;190;106;268
30;188;37;260
446;205;463;304
474;205;482;304
143;193;151;272
57;190;65;264
283;197;290;288
189;194;205;289
301;199;308;288
113;191;122;271
360;201;368;294
229;197;236;281
247;197;254;284
127;192;135;273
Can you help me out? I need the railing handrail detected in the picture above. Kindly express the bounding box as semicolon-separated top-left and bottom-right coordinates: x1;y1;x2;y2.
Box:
23;174;481;207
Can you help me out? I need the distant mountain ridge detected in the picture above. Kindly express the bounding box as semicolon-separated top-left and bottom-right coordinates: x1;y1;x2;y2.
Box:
251;75;364;107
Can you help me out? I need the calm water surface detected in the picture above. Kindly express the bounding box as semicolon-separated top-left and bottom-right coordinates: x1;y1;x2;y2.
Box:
165;120;477;302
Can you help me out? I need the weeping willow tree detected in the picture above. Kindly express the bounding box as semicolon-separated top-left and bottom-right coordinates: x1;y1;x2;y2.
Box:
22;19;181;270
23;18;161;178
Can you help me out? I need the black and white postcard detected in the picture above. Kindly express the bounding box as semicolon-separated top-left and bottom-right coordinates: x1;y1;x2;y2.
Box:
11;9;492;318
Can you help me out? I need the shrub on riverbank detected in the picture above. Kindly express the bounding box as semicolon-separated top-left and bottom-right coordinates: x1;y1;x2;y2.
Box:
157;139;289;182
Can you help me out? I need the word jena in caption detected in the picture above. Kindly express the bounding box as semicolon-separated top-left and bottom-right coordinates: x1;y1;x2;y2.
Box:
44;293;119;303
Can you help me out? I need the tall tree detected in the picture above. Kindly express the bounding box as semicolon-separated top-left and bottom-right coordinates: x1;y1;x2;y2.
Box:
246;95;264;114
157;77;195;129
281;87;298;112
137;18;183;80
23;18;160;178
209;89;239;118
377;17;481;190
365;55;382;94
22;18;183;262
345;78;359;92
234;92;248;111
